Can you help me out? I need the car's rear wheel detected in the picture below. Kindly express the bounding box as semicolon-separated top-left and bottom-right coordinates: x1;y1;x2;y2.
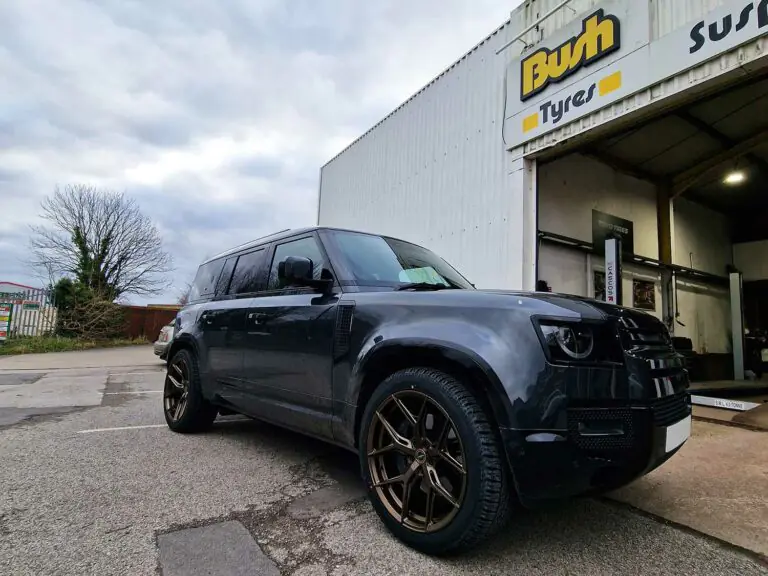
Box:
359;367;511;555
163;348;217;433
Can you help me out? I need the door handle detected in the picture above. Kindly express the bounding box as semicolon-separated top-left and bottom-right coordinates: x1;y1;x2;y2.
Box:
248;312;267;325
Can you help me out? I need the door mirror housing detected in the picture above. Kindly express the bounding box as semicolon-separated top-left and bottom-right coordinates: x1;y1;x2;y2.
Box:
278;256;333;294
279;256;312;282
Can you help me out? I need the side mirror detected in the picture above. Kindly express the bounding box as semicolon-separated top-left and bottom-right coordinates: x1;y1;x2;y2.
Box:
278;256;313;284
277;256;333;295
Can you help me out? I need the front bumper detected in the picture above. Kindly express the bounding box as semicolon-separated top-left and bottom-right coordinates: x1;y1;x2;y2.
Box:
153;341;169;358
502;392;692;507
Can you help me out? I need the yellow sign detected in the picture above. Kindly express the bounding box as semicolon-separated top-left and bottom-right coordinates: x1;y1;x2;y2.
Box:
520;9;621;102
522;70;622;134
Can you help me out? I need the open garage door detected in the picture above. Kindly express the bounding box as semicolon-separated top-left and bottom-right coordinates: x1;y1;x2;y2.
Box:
534;70;768;424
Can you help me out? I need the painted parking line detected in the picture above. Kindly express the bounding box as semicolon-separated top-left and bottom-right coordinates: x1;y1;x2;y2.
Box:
103;391;163;395
78;424;167;434
108;371;165;377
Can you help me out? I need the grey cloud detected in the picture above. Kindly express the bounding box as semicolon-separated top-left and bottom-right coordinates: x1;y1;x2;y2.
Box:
0;0;518;302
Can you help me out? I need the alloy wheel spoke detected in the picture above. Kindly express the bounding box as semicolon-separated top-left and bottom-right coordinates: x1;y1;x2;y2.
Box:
376;411;415;455
436;418;451;448
168;372;184;390
424;487;436;528
172;363;184;377
392;395;418;427
399;460;420;525
367;444;396;457
372;459;420;489
415;396;428;437
174;392;188;420
438;451;466;475
425;464;459;509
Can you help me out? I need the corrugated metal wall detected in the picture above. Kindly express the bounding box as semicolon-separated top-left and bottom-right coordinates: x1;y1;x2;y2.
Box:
317;0;762;287
650;0;730;40
318;0;595;289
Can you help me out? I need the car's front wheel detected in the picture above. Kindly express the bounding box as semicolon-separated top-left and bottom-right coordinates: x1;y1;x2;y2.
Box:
359;367;511;555
163;348;217;433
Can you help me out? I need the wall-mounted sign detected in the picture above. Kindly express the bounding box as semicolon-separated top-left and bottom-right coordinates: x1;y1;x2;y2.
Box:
504;0;768;148
633;279;656;311
520;9;621;102
0;303;12;342
605;237;622;305
592;210;634;256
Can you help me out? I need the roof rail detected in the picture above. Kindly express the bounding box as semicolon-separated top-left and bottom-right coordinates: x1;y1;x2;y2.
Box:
222;228;292;254
203;228;296;264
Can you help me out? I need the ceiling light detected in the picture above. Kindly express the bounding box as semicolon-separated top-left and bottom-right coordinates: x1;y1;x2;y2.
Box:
723;170;746;185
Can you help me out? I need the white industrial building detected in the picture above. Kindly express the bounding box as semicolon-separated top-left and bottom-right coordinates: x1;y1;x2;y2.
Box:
318;0;768;396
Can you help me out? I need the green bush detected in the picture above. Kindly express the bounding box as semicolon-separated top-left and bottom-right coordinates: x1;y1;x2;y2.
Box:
52;278;125;340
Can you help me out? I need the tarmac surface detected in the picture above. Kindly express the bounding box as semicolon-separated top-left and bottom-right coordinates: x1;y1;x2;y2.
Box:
0;346;766;575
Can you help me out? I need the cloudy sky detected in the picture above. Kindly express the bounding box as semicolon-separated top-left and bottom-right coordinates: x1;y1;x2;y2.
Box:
1;0;517;304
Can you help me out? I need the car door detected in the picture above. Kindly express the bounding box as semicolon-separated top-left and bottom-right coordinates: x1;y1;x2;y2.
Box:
239;233;338;439
193;257;240;387
209;247;270;407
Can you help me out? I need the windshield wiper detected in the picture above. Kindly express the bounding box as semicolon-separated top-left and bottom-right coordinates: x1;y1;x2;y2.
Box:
396;282;454;291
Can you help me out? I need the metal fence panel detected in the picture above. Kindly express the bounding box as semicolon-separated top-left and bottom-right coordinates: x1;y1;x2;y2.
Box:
0;288;58;339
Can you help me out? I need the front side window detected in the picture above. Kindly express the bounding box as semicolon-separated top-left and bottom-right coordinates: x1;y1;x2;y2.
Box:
267;236;328;291
229;249;267;295
327;230;473;289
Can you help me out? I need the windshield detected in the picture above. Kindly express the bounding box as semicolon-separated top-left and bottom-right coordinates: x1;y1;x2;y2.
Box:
326;230;473;289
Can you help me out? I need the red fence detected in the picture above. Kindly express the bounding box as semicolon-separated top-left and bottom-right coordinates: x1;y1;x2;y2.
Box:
122;305;180;340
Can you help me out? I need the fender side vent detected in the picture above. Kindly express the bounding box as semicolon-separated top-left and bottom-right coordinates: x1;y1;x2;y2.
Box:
334;302;355;359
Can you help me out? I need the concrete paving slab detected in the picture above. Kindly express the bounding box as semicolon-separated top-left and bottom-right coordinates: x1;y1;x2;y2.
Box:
0;373;44;387
287;482;366;521
610;420;768;557
0;345;160;371
0;372;105;409
157;521;279;576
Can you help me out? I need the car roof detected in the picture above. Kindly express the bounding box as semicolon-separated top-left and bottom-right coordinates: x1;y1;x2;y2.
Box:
201;226;402;265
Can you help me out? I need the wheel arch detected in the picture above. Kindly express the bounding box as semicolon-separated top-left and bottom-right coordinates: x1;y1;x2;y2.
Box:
353;340;513;449
166;334;199;365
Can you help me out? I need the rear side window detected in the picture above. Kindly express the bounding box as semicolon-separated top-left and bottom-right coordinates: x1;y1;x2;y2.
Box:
188;259;225;303
215;256;237;296
228;248;267;295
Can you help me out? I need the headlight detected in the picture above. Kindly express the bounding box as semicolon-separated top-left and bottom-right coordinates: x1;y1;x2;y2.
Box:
536;319;623;365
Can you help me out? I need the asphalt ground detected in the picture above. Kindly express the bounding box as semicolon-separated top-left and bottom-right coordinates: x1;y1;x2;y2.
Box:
0;360;766;575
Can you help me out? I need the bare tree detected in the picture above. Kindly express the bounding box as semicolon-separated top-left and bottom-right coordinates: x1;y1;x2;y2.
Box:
30;184;174;298
177;281;193;306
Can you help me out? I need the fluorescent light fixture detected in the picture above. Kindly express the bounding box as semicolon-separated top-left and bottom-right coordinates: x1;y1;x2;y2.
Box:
723;170;746;185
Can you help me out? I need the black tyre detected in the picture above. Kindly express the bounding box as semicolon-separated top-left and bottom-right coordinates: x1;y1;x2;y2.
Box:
359;367;511;555
163;348;217;433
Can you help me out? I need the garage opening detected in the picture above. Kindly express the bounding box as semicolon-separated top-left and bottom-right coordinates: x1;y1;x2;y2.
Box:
535;70;768;427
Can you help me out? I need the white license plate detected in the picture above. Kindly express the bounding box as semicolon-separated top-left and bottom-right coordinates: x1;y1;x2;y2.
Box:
664;415;692;453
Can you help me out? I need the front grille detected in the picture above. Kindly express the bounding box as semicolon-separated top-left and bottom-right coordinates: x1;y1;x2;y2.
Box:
616;312;689;394
651;392;691;427
567;407;636;451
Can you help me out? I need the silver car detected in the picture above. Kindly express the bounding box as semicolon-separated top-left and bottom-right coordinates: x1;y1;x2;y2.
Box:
153;321;175;360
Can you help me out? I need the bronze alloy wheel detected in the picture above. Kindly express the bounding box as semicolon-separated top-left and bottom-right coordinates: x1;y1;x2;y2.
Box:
366;390;468;533
164;356;190;423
